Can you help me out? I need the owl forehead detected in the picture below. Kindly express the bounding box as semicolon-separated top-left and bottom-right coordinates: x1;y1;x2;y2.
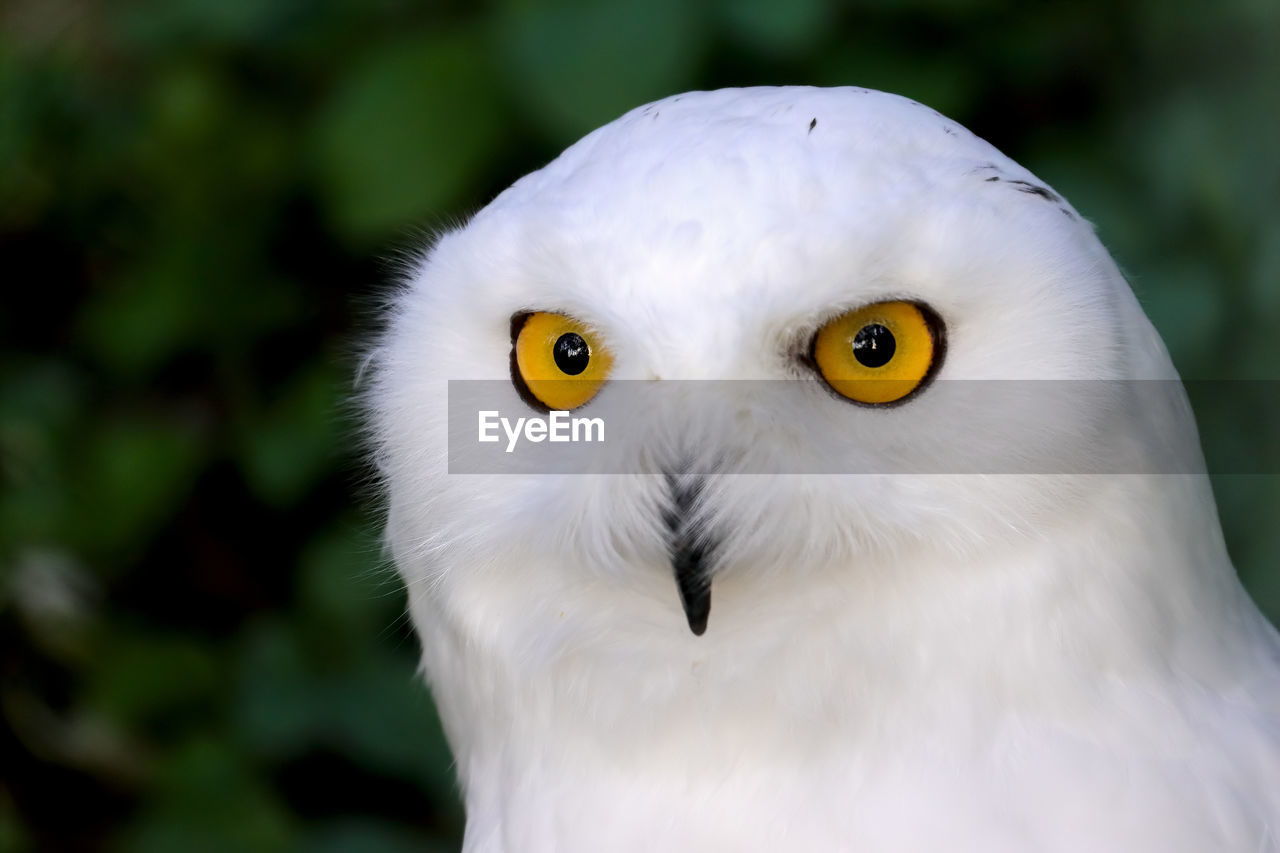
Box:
519;88;1005;189
448;87;1104;372
495;87;1010;236
488;93;962;274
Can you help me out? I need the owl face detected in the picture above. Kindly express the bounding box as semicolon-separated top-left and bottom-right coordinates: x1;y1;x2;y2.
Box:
370;87;1184;642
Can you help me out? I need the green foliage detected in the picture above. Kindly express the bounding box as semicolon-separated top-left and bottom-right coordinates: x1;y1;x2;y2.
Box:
313;31;507;243
1;0;1276;848
494;0;707;137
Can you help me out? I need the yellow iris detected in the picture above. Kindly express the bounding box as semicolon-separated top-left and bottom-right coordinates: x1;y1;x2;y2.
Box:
812;301;938;404
513;312;614;410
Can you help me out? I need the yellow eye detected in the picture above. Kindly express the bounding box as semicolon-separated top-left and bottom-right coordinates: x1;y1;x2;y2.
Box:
812;301;941;405
513;312;614;410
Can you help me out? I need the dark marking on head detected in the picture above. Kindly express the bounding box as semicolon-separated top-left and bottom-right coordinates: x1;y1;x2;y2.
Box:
942;126;956;136
1006;179;1062;203
808;117;817;134
980;172;1078;220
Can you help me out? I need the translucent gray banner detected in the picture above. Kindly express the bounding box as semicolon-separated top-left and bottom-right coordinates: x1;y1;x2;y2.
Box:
445;380;1279;475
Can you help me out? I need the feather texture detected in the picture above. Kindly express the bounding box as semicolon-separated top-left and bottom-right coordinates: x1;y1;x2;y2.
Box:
365;87;1280;851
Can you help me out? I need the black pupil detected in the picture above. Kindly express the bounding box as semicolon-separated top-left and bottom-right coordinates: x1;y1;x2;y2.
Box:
553;332;590;375
852;323;895;368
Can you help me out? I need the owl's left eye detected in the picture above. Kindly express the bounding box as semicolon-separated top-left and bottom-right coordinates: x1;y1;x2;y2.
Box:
512;312;614;410
811;300;943;405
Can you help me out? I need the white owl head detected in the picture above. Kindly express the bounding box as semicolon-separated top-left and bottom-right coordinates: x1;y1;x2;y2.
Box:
366;87;1198;646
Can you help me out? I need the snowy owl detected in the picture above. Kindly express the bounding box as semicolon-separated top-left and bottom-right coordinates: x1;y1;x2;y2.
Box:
365;87;1280;851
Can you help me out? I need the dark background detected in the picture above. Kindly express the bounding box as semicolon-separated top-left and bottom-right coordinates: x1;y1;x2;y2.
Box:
2;0;1277;850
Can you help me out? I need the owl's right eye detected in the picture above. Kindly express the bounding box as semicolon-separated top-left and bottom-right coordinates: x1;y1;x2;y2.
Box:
512;312;614;410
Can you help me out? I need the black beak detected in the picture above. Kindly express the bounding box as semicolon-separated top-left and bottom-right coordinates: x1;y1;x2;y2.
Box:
663;474;713;636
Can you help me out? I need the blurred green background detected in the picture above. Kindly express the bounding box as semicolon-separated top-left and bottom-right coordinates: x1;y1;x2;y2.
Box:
1;0;1277;849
